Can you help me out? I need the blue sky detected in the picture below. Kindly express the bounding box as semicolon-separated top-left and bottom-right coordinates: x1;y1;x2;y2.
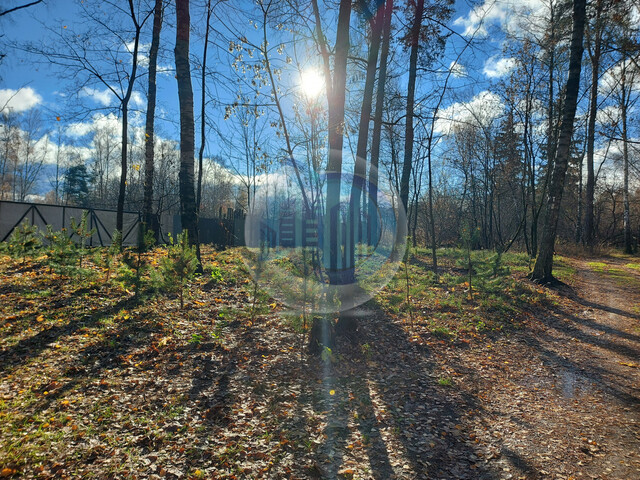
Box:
0;0;510;132
3;0;609;197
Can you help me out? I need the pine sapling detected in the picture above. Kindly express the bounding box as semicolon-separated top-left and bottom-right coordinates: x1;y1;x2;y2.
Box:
70;211;96;268
160;231;200;308
94;230;122;282
44;225;77;274
7;219;41;264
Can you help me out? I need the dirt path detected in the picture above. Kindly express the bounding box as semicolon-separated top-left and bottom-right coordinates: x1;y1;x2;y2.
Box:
439;256;640;479
311;257;640;480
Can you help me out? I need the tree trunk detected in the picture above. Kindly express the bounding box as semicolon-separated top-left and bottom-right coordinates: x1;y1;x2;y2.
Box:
175;0;201;265
116;0;143;235
367;0;393;246
531;0;586;283
347;3;383;277
143;0;163;241
323;0;351;285
621;62;633;254
197;0;212;216
399;0;424;214
584;0;602;248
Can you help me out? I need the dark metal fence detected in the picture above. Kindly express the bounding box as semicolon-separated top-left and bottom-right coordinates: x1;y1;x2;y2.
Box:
174;208;245;247
0;200;141;246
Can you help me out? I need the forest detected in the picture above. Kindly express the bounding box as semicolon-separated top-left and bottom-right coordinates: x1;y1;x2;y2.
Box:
0;0;639;479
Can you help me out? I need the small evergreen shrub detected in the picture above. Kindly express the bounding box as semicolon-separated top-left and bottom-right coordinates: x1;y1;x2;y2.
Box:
5;219;41;263
117;228;157;298
93;230;122;282
69;211;96;268
44;225;78;274
160;231;200;308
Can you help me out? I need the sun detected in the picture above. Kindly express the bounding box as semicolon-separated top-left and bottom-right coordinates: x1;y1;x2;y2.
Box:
299;69;325;99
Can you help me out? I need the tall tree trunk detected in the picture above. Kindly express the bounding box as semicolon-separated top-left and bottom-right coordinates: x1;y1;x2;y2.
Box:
621;62;633;254
584;0;602;248
116;0;143;235
323;0;351;285
400;0;424;214
368;0;393;246
175;0;201;264
143;0;163;241
531;0;586;283
197;0;212;216
576;150;584;243
347;3;384;277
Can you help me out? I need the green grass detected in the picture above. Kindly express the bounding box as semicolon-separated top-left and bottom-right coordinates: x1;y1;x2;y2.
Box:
437;377;453;387
587;260;640;289
587;261;607;272
375;247;554;340
552;256;577;283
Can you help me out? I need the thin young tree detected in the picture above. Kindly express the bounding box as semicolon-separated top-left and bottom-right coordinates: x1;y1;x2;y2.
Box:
346;0;385;279
399;0;425;215
368;0;393;247
196;0;213;217
583;0;604;248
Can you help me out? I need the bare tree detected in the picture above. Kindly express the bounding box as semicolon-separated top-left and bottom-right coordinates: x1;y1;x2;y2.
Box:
23;0;153;233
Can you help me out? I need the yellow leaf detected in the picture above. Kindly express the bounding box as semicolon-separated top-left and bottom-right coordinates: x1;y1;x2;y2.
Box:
619;362;639;368
37;315;44;322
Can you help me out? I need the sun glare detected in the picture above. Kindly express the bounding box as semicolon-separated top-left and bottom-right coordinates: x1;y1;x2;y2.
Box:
299;69;325;99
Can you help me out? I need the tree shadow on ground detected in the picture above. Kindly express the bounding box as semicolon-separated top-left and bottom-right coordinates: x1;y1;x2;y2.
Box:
302;300;511;480
521;306;640;407
0;296;136;375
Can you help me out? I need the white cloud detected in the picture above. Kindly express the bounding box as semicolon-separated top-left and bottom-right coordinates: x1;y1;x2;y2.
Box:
125;41;150;68
483;56;516;78
599;60;640;96
67;112;121;138
454;0;548;38
435;91;504;135
596;105;621;126
80;87;115;107
130;91;145;108
449;61;467;78
0;87;43;113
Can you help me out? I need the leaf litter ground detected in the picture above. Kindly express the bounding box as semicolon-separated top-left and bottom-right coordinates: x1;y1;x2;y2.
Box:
0;248;638;479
